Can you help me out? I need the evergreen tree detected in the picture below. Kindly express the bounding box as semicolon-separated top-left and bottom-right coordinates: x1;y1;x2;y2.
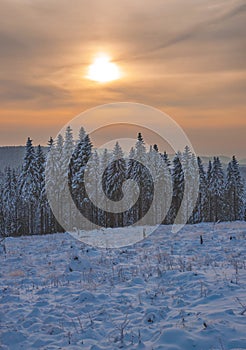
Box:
181;146;193;223
148;145;172;225
0;173;4;235
207;160;213;222
169;152;184;224
2;168;17;235
34;145;46;234
127;133;153;225
161;151;171;170
103;142;126;227
225;156;244;221
210;157;226;222
195;157;209;222
100;148;110;226
61;126;74;226
18;137;37;234
47;136;54;149
86;150;101;225
78;126;86;143
69;133;93;228
45;136;60;233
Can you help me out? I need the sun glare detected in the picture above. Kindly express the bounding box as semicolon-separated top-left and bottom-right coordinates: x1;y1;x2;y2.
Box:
87;54;121;83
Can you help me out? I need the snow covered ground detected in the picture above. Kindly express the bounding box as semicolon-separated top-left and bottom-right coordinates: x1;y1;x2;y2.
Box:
0;222;246;350
70;225;157;248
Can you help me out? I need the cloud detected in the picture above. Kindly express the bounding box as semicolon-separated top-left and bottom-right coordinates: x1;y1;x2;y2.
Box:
0;0;245;155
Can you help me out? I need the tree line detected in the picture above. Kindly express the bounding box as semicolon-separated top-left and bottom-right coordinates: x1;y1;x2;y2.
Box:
0;127;245;236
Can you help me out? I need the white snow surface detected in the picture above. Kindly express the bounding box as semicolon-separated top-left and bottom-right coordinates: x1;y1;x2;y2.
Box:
0;222;246;350
69;225;157;248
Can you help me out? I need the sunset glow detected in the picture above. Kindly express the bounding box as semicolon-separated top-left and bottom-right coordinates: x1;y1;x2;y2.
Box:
87;54;121;83
0;0;245;157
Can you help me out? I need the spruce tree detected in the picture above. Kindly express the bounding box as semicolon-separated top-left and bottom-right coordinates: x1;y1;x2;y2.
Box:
210;157;226;222
207;160;213;222
103;142;126;227
127;133;153;225
69;133;93;228
196;157;209;222
34;145;46;234
2;168;15;235
19;138;36;234
225;156;244;221
169;152;184;224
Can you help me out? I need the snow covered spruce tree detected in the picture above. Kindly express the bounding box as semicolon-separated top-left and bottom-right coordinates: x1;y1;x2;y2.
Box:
147;144;172;225
34;145;46;234
99;148;111;226
0;172;4;235
206;160;213;222
1;168;19;236
225;156;244;221
18;138;39;234
68;133;93;229
44;137;60;233
195;157;209;223
103;142;126;227
210;157;226;222
124;146;136;226
127;133;153;226
168;152;185;224
161;151;173;224
85;150;101;225
45;134;66;232
181;146;197;223
60;126;74;227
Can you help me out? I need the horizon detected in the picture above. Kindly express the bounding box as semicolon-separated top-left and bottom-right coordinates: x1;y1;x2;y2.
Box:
0;143;245;162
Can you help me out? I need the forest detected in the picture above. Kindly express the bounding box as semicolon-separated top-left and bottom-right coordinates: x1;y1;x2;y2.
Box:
0;126;245;236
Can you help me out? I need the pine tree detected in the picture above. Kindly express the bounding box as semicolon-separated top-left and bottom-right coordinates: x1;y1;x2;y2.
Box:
54;134;65;224
45;136;59;233
225;156;244;221
127;133;153;225
210;157;226;222
207;160;213;222
181;146;193;223
148;145;172;225
47;136;54;149
60;126;74;226
86;150;101;225
2;168;16;235
161;151;171;170
18;138;39;234
34;145;46;234
195;157;209;222
169;152;185;224
124;147;136;225
0;173;4;235
103;142;126;227
69;133;93;229
99;148;110;226
78;126;86;143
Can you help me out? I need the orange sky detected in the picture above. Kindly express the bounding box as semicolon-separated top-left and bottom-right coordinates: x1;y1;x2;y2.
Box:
0;0;245;157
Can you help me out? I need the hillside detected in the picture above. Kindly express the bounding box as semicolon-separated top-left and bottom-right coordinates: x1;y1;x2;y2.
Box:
1;147;245;183
0;146;47;171
0;222;245;349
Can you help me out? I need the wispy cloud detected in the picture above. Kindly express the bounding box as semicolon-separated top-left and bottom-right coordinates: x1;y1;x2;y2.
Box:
0;0;245;156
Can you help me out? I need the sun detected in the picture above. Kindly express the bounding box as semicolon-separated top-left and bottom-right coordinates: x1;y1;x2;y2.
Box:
87;54;121;83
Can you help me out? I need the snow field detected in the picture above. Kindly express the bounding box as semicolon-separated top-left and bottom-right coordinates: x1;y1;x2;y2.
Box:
0;221;246;349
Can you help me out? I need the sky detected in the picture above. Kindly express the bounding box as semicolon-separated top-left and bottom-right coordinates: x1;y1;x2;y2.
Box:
0;0;245;157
